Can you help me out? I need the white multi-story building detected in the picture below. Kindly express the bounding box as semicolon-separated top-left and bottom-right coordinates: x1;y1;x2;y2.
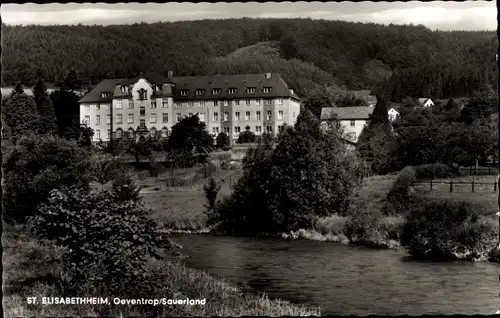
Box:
78;72;301;143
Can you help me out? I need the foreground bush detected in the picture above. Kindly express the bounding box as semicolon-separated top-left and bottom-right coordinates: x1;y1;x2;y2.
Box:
414;163;460;179
3;228;320;317
3;134;93;224
29;186;171;295
400;199;498;261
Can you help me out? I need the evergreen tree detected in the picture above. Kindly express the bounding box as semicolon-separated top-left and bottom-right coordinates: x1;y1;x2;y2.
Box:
10;82;25;97
2;94;43;138
33;78;57;134
216;132;230;149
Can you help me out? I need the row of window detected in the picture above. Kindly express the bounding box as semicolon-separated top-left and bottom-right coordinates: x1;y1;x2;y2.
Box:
177;98;282;108
215;125;278;135
83;110;294;126
93;124;282;141
83;98;285;113
180;87;272;96
94;127;170;140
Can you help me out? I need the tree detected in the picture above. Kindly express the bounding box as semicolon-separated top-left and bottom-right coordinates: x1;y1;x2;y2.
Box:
3;133;93;223
214;109;364;235
168;114;213;154
127;140;153;164
63;69;82;90
2;94;43;139
237;126;256;143
356;93;399;173
460;85;498;124
10;82;24;97
50;88;80;136
33;79;58;134
216;132;230;149
203;178;221;211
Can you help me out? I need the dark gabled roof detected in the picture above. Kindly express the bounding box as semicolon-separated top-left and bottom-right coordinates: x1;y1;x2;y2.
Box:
418;98;432;104
78;79;125;103
118;72;171;86
172;73;300;101
320;107;374;121
79;72;300;104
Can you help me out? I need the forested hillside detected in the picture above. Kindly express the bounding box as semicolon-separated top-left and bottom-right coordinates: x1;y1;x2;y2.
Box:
2;18;497;100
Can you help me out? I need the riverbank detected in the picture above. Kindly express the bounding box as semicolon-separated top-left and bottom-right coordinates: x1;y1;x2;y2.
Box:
3;227;320;317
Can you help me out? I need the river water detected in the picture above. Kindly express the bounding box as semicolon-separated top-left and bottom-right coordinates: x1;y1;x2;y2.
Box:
171;234;498;315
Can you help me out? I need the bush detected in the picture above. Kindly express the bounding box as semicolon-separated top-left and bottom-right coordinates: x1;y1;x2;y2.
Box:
220;160;231;170
3;133;93;224
401;199;498;260
137;170;149;180
30;186;170;295
414;163;460;179
384;166;417;215
198;160;217;178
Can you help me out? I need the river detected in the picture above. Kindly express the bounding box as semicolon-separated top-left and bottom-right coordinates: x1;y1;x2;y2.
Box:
171;234;498;315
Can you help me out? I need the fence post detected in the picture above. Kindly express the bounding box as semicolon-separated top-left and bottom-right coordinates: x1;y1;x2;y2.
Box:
494;180;497;192
472;179;475;192
450;180;453;192
430;179;433;191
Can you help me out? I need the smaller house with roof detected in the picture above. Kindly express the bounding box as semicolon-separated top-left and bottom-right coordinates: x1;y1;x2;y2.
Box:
388;106;400;122
418;98;434;108
320;106;374;143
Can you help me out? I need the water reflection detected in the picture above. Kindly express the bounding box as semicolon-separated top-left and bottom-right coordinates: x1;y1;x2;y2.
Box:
172;234;498;315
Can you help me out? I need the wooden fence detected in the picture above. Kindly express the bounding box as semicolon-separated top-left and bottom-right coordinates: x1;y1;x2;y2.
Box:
459;166;499;176
412;179;498;193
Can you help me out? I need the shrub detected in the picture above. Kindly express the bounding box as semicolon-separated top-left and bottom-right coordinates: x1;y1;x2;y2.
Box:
220;160;231;170
137;170;149;180
198;160;217;178
3;133;93;224
414;163;460;179
30;186;170;294
313;215;348;235
400;199;498;260
384;166;417;215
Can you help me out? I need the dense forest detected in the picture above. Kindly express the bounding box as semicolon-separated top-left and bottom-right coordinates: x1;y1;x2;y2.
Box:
2;18;497;101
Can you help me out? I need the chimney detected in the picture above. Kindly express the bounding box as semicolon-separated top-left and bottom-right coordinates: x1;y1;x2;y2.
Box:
168;70;173;80
265;73;271;79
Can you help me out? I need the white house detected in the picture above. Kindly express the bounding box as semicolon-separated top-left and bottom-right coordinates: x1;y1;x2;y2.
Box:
418;98;434;108
320;106;374;143
388;107;400;122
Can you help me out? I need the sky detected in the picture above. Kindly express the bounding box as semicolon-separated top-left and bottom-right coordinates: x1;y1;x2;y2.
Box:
0;2;497;31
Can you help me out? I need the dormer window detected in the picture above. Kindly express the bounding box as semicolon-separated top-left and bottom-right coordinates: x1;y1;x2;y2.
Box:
120;85;128;93
211;88;222;95
157;84;162;91
101;92;111;98
138;88;147;100
195;89;205;96
228;88;237;94
246;87;256;94
263;87;272;93
180;89;189;96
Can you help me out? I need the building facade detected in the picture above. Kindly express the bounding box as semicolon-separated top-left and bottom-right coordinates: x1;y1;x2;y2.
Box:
320;106;374;143
78;72;301;143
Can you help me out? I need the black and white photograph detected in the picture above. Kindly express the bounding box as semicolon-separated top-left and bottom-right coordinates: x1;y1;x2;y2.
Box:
1;1;499;316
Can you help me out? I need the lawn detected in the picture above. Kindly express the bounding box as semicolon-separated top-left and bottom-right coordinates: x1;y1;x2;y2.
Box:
349;174;398;216
412;175;498;217
139;167;243;231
